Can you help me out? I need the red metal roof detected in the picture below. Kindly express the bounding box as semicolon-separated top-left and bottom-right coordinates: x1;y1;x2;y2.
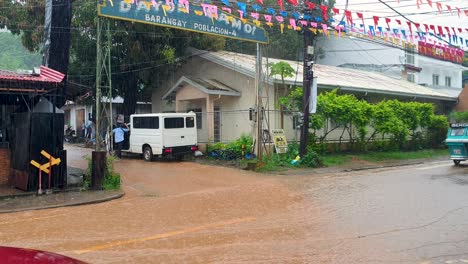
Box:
0;66;65;83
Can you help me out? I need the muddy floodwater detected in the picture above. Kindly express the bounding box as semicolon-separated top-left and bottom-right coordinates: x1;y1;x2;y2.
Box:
1;145;468;263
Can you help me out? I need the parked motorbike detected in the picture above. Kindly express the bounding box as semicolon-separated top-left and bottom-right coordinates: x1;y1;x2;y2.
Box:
64;125;76;143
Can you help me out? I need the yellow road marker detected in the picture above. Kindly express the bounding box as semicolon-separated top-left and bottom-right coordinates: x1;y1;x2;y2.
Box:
74;217;256;254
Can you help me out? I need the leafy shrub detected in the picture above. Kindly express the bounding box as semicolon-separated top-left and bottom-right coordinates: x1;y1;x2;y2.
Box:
301;149;322;167
225;134;253;156
84;155;121;190
207;142;227;153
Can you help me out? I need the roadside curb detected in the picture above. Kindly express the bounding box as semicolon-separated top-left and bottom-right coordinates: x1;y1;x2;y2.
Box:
342;161;425;172
0;190;125;214
0;188;82;201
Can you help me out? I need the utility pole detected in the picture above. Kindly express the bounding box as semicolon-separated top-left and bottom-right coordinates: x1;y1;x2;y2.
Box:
255;43;263;160
299;20;314;157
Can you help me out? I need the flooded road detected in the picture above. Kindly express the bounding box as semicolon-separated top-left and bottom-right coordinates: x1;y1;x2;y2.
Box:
2;145;468;263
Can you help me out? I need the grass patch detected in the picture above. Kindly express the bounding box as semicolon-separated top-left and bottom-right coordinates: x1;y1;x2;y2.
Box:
322;155;352;167
359;149;448;162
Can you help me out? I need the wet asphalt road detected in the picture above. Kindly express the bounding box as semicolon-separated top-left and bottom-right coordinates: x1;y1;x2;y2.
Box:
1;145;468;263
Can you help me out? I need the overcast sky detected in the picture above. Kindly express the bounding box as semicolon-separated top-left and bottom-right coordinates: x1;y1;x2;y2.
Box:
332;0;468;49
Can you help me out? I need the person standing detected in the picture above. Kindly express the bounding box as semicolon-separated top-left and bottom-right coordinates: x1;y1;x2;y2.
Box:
112;122;129;159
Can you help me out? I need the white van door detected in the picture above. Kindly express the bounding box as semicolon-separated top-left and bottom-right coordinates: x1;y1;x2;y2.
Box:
130;116;162;154
162;116;196;147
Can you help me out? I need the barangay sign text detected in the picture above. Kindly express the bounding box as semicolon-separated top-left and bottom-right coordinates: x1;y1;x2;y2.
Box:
98;0;268;43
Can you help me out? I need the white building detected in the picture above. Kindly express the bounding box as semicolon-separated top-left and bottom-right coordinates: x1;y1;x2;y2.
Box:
316;36;466;97
62;96;151;136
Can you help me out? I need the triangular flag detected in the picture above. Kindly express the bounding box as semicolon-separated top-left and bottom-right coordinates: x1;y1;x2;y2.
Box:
436;2;442;13
277;0;284;10
373;16;379;27
345;10;353;25
426;0;432;7
385;17;391;28
332;8;339;14
446;5;452;14
320;5;328;21
287;0;298;6
305;2;314;10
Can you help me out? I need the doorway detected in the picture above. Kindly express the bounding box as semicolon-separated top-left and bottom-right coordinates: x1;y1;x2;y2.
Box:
214;106;221;142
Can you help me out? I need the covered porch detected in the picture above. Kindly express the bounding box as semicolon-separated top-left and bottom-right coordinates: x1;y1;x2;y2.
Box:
162;76;240;143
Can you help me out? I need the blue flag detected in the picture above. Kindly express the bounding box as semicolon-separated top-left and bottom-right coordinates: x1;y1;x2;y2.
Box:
252;4;261;11
221;0;231;6
314;16;322;22
266;8;276;15
236;2;247;15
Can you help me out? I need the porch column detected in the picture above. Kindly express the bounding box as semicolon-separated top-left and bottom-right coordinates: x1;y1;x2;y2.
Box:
175;98;181;113
206;95;214;142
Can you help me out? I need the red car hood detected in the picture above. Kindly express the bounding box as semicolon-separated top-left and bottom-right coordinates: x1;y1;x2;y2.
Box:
0;246;87;264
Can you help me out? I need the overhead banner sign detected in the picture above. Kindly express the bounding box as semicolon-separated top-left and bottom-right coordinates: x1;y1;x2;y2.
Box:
418;41;464;65
98;0;269;44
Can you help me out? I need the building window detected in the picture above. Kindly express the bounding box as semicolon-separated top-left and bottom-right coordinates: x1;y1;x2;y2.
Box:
293;115;302;130
188;109;202;129
407;74;415;83
405;51;415;65
164;117;184;129
432;74;439;86
445;76;451;87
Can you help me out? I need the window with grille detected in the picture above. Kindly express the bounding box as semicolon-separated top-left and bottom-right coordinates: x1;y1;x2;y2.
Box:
432;74;439;86
445;76;451;87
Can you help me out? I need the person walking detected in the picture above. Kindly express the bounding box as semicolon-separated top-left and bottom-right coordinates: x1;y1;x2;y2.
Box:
112;122;129;159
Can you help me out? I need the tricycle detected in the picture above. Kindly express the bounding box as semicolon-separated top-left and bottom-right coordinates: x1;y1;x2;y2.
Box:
445;123;468;165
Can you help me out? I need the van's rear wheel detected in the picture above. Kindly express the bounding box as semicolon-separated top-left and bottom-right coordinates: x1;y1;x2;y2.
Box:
454;160;461;166
143;146;153;162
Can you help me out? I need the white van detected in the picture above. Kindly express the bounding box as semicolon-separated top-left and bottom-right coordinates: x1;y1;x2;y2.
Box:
122;112;198;161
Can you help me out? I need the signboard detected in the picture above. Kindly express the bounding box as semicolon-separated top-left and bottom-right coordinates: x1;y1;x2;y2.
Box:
418;41;464;65
98;0;268;43
271;129;288;154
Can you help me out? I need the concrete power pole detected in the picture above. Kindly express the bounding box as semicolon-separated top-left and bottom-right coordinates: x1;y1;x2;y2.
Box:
299;22;314;157
255;43;263;160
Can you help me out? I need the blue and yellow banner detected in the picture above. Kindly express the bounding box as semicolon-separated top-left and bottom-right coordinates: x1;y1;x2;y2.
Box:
98;0;269;43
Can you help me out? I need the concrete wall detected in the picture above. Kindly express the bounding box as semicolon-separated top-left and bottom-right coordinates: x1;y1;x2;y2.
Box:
0;147;10;185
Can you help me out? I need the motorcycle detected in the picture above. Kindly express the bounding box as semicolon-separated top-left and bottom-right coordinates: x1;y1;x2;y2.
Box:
64;125;76;143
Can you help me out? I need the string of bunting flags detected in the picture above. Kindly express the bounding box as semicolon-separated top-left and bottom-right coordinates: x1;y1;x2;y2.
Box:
116;0;466;63
407;0;467;18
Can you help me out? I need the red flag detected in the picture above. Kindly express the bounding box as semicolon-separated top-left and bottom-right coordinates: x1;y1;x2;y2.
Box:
385;17;391;28
446;5;452;14
407;21;413;34
445;26;451;37
344;10;353;25
332;8;339;14
320;5;328;21
416;0;421;9
305;2;315;10
426;0;432;7
424;24;429;33
458;28;463;33
277;0;284;10
356;12;363;19
451;27;456;35
373;16;379;26
456;7;461;17
436;2;442;13
414;22;420;29
287;0;298;6
465;10;468;16
395;19;401;25
437;25;443;36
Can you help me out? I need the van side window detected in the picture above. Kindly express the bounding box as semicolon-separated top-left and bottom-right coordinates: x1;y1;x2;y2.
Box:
164;117;184;129
133;117;159;129
186;117;195;128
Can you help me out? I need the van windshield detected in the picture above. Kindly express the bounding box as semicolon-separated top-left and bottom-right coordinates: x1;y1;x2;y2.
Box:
450;128;465;136
164;117;184;129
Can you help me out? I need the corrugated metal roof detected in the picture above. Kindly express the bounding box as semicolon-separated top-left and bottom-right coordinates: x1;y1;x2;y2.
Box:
0;66;65;83
192;49;457;101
